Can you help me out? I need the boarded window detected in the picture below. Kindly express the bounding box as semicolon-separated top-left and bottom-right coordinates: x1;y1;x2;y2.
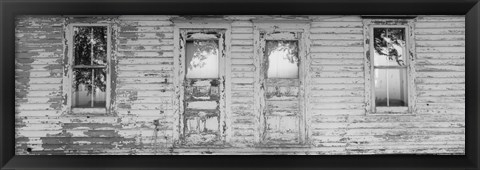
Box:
185;40;219;79
72;26;108;108
265;40;299;78
373;27;408;107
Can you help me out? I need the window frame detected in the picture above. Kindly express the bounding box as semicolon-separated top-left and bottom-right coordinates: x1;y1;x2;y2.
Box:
253;21;310;146
363;19;416;115
65;23;112;115
172;21;231;146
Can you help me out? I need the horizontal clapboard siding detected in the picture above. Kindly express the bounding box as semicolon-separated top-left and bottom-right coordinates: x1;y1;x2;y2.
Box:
308;16;365;152
308;15;464;155
14;15;465;155
229;21;256;146
114;15;175;152
15;16;66;155
411;15;465;154
344;16;465;154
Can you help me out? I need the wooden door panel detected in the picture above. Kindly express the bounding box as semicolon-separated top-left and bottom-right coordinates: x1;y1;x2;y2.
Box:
266;110;299;116
255;28;307;146
266;116;299;131
264;132;300;144
263;79;301;144
184;133;219;145
266;100;300;110
183;79;221;145
186;101;219;110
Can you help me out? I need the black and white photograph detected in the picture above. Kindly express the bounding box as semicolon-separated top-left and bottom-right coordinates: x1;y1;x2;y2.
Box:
13;14;466;155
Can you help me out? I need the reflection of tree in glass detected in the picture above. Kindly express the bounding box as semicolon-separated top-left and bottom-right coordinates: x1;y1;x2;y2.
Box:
73;26;108;95
74;27;92;65
74;27;107;65
92;27;107;65
187;40;218;70
266;41;299;64
374;28;406;66
94;69;107;92
73;69;107;95
73;68;92;93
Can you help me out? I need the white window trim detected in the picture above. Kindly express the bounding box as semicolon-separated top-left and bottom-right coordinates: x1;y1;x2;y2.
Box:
363;19;416;115
253;20;310;145
63;23;112;115
172;21;232;146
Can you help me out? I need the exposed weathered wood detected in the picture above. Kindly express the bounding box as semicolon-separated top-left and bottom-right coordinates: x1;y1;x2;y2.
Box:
416;41;465;47
416;78;465;85
310;27;362;34
310;53;363;59
15;15;465;155
417;47;464;53
416;72;464;78
414;28;465;35
414;22;465;28
310;46;364;53
311;22;363;28
312;40;363;46
415;16;465;22
416;35;465;41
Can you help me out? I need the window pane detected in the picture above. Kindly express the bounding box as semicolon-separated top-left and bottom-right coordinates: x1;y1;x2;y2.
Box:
73;27;92;65
374;68;408;107
72;68;93;107
74;26;107;66
265;40;299;78
72;68;107;108
92;27;108;65
93;68;107;107
185;40;219;79
373;28;406;67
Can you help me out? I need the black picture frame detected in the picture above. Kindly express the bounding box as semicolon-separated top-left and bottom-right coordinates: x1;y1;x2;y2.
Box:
1;0;479;169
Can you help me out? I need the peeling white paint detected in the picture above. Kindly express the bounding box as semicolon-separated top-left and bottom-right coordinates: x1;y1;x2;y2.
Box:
14;15;465;155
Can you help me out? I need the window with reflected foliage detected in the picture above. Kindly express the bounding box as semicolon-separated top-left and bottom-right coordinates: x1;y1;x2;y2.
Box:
72;26;108;108
185;40;219;79
265;40;299;78
373;27;408;107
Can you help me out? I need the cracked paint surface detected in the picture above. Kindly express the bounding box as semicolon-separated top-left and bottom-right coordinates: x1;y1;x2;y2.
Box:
14;15;465;155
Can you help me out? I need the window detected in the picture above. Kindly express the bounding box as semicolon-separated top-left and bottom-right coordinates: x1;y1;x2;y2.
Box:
67;24;111;114
185;40;219;78
364;19;415;114
373;28;407;107
253;22;309;145
175;28;227;146
265;40;299;78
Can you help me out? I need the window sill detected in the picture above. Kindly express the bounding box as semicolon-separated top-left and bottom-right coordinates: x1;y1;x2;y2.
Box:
69;108;110;116
368;107;412;115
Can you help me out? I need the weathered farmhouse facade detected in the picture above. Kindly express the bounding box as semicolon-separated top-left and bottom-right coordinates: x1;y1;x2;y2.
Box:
15;15;465;155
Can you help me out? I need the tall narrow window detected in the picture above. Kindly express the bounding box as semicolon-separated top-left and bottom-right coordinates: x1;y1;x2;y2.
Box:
70;26;109;110
373;28;408;107
364;19;415;114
